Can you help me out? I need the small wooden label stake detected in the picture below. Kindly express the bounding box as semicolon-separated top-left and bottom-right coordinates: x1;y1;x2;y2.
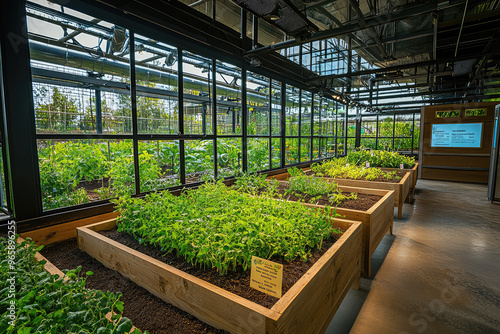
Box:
250;256;283;298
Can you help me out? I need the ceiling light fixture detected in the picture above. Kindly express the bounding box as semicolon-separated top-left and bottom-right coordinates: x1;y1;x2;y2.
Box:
264;14;280;21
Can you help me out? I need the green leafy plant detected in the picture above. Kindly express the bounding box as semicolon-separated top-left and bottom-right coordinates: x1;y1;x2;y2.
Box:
346;149;415;169
233;173;278;195
286;173;357;204
0;237;146;334
287;166;305;178
114;181;341;276
311;157;401;182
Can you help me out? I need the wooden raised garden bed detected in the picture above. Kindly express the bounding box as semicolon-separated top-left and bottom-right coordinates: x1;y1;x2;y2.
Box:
272;181;394;278
380;162;419;193
270;169;411;220
77;217;362;334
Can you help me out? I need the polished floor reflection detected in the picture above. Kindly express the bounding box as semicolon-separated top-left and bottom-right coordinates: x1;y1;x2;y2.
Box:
326;179;500;334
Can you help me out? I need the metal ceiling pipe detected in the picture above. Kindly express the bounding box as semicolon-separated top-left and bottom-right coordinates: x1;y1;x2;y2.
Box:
245;0;469;56
454;0;470;57
28;42;270;105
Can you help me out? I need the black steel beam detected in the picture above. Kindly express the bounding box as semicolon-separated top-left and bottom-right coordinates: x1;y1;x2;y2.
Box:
351;30;434;51
245;0;467;55
45;0;312;91
315;6;384;63
309;51;500;81
347;0;387;58
0;0;42;221
129;33;141;196
241;68;248;172
372;93;500;107
212;58;218;179
280;81;286;168
178;49;186;184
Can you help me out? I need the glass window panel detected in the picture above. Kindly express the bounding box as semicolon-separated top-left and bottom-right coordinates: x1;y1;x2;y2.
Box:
413;113;420;153
216;62;242;135
347;138;356;153
337;138;346;156
185;140;214;183
138;141;180;193
336;103;346;137
247;71;269;135
28;10;132;135
323;138;335;158
361;115;377;138
301;91;312;136
285;85;299;136
217;138;242;178
347;117;356;138
38;139;134;211
378;138;393;151
271;138;281;168
323;100;335;136
360;138;377;149
135;37;179;134
394;114;413;152
271;80;281;135
379;115;395;137
247;138;269;172
313;138;321;160
302;44;311;70
313;95;322;136
137;96;178;134
285;138;299;165
300;138;311;162
183;51;213;135
101;91;133;133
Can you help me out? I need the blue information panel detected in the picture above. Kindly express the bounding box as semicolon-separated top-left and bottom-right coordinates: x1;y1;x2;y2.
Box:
494;119;498;149
431;123;483;148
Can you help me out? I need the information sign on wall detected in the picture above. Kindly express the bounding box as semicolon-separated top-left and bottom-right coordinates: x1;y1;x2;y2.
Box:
431;123;483;148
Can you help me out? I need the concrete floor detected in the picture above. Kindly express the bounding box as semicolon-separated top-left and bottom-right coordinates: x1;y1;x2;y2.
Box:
326;179;500;334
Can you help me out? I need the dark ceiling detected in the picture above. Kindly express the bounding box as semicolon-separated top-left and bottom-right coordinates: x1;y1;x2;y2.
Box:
238;0;500;106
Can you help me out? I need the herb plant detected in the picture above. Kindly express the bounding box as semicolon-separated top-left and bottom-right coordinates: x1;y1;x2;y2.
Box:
311;157;401;182
286;174;358;205
114;181;340;276
233;173;279;195
0;237;146;334
346;149;415;169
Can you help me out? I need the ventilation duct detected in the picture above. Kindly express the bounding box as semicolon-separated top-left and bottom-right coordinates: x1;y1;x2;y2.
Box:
232;0;309;36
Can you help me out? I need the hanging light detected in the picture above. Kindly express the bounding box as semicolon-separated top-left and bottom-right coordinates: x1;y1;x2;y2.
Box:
164;53;177;67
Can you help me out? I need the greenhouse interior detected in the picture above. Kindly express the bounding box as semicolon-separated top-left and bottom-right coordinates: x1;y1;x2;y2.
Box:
1;0;500;333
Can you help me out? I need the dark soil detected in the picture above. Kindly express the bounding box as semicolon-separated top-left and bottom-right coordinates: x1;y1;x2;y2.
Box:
99;228;344;309
40;228;344;333
40;238;229;334
273;182;382;211
306;170;407;183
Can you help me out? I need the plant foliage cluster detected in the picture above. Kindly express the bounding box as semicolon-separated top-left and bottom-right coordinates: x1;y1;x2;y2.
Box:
0;238;145;334
285;168;358;204
346;149;415;169
233;170;357;205
38;138;281;211
114;181;340;276
311;158;401;182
